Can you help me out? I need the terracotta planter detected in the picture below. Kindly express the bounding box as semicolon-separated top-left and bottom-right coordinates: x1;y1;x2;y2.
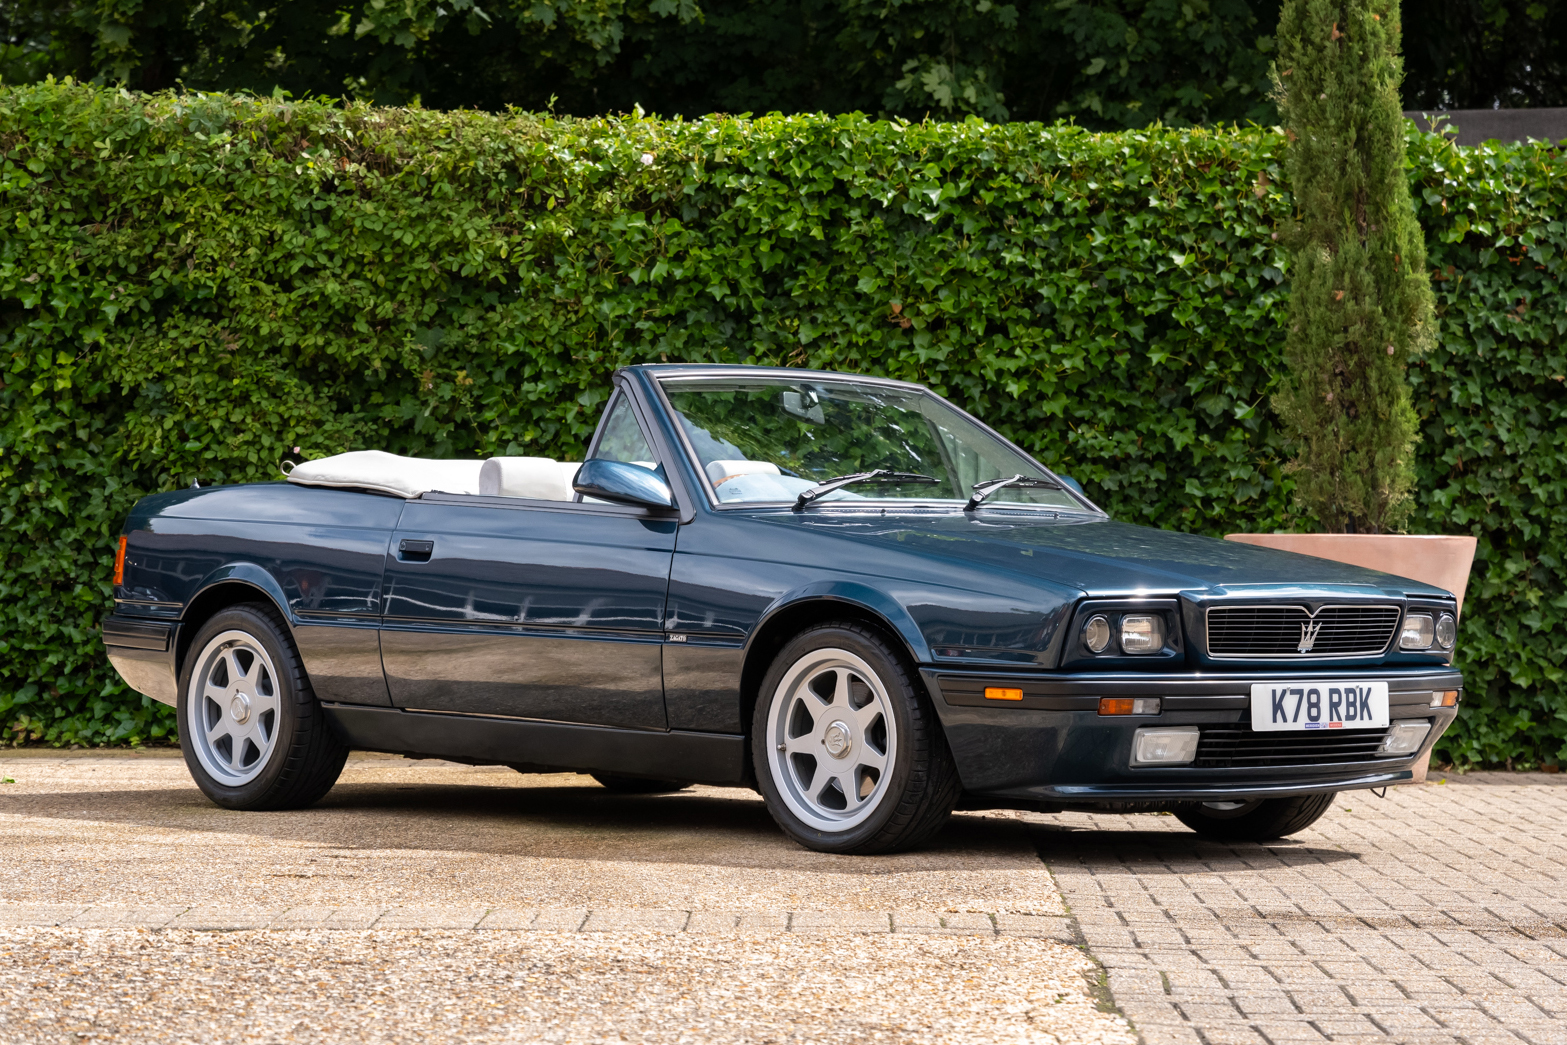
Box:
1223;533;1477;783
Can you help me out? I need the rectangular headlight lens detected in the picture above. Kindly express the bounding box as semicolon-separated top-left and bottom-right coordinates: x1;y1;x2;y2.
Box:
1377;720;1432;756
1132;726;1199;765
1400;613;1435;650
1121;615;1164;653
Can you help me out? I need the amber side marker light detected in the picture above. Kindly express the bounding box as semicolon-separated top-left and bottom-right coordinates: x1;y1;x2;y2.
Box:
984;687;1024;701
1430;690;1459;708
113;535;127;587
1099;697;1162;716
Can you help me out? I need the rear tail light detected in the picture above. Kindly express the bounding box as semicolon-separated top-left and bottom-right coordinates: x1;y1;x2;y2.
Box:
113;535;127;586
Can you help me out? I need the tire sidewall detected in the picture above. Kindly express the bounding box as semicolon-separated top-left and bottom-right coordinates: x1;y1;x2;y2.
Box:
177;605;304;808
752;625;921;853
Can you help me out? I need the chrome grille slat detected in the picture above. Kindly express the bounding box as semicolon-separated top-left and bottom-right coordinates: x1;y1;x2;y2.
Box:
1206;604;1401;658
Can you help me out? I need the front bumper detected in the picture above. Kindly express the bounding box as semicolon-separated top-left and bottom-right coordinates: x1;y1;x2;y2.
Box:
924;667;1461;808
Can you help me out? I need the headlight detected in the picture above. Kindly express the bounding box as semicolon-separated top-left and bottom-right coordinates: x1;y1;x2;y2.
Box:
1435;613;1456;649
1083;615;1112;653
1400;613;1434;650
1120;615;1163;653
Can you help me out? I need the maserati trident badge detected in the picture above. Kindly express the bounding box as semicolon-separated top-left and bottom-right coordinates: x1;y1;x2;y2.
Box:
1297;619;1324;653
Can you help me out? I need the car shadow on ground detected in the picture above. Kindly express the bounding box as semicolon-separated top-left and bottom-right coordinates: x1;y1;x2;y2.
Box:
0;780;1063;873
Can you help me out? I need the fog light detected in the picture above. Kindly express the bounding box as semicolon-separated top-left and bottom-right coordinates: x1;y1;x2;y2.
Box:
1429;690;1458;708
1400;613;1434;650
1377;720;1432;756
1100;697;1162;716
1083;615;1112;654
1121;615;1164;654
1132;726;1199;765
1435;613;1456;649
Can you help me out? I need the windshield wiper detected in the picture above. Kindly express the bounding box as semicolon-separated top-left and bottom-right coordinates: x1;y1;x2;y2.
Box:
964;473;1062;511
792;470;940;511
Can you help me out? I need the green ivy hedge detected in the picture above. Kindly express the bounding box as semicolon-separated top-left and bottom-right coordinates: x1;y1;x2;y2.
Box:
1;82;1562;765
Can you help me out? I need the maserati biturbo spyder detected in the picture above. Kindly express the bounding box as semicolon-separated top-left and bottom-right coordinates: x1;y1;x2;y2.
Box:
103;365;1462;853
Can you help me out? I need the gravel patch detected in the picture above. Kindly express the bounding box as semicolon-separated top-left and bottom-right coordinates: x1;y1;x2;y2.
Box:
0;927;1133;1045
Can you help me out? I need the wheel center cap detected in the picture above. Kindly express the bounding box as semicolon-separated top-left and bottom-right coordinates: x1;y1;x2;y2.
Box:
823;721;852;758
230;693;252;725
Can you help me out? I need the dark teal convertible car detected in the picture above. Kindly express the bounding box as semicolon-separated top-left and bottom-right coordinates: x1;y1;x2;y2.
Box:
104;365;1463;853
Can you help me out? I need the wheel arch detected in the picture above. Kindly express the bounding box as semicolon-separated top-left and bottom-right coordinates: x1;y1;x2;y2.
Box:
176;565;294;679
738;583;932;743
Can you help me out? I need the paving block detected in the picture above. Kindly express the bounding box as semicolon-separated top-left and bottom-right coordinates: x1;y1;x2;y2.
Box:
580;909;689;933
790;910;891;933
995;913;1075;942
374;907;488;929
684;911;741;933
167;906;280;930
0;905;84;927
529;908;589;931
67;906;187;928
476;909;538;929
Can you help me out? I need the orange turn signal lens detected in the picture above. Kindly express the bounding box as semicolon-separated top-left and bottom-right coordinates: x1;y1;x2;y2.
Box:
1099;697;1161;716
1430;689;1459;708
113;535;127;587
984;687;1023;701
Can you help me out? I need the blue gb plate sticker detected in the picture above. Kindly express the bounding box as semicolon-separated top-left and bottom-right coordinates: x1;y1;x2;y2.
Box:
1249;681;1390;731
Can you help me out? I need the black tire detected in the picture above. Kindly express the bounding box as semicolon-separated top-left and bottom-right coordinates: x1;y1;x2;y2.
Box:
177;603;348;811
1174;792;1336;841
751;622;960;855
590;774;693;794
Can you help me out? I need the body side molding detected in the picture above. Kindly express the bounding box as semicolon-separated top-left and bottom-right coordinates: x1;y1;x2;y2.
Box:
321;704;748;785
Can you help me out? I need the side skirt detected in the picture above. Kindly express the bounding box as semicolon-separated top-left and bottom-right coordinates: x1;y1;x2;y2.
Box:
320;704;748;786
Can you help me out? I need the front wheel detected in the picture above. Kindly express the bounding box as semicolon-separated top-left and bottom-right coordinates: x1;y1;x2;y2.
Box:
177;603;348;810
1174;792;1336;841
752;623;960;855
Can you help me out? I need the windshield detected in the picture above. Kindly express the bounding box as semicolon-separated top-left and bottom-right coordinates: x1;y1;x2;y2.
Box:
658;375;1085;510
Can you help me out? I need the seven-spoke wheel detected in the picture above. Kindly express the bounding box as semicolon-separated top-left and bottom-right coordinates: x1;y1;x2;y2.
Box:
177;604;348;810
766;648;897;832
187;631;282;786
753;623;960;854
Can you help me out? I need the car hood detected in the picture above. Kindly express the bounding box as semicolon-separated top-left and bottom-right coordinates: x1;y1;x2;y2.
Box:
785;512;1455;599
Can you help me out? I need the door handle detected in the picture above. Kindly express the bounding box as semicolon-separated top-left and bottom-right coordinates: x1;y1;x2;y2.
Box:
398;539;434;563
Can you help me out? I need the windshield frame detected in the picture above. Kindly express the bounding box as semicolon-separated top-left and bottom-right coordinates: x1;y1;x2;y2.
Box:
646;368;1105;516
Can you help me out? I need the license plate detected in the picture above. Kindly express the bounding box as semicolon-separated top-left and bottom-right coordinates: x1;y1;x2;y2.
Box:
1249;682;1389;731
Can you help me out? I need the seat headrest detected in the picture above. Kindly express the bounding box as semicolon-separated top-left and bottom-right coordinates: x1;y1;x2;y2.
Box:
480;457;574;501
706;459;781;484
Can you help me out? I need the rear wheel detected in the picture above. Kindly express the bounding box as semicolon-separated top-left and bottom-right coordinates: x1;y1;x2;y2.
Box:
1174;792;1336;841
178;603;348;810
752;622;960;855
590;773;691;794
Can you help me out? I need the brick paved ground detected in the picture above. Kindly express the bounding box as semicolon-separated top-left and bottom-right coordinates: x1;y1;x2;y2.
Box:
1040;774;1567;1045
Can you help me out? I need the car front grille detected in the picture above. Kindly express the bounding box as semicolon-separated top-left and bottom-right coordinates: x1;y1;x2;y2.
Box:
1194;726;1389;768
1206;604;1401;657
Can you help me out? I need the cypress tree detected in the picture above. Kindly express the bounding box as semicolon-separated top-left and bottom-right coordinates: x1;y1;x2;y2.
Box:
1273;0;1434;533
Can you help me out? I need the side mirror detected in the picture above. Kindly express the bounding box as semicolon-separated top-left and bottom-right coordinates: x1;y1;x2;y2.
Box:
1057;475;1086;497
574;459;675;510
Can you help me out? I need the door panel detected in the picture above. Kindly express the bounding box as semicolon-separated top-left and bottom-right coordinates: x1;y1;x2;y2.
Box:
380;498;677;730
